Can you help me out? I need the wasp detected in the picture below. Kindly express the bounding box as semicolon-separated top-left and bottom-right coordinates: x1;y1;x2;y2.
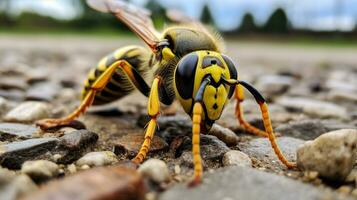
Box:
36;0;296;186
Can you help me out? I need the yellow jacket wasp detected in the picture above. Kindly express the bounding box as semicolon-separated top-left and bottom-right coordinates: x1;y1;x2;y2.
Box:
36;0;296;186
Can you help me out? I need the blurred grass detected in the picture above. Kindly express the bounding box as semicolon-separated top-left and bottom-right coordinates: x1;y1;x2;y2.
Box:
1;28;357;49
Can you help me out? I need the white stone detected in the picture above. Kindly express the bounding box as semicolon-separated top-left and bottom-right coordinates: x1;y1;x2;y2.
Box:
4;101;50;122
76;151;118;167
222;150;252;167
21;160;59;180
297;129;357;181
138;159;170;183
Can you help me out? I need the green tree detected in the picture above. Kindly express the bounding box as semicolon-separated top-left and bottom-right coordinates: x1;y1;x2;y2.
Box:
146;0;167;28
263;8;289;33
200;4;214;25
239;13;257;33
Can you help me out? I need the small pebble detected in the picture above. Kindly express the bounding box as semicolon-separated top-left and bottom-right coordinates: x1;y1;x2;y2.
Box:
67;164;77;174
52;154;62;162
21;160;59;181
4;101;50;122
80;165;90;170
76;151;118;167
222;150;252;167
337;185;352;194
138;159;170;183
208;124;239;146
174;165;181;175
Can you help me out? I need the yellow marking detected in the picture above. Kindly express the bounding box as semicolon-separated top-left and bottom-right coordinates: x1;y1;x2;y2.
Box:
88;69;96;81
203;84;228;120
97;56;108;71
235;84;245;101
147;77;160;117
113;45;143;59
162;47;175;61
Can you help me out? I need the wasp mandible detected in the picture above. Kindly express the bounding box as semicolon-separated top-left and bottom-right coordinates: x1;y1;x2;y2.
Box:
36;0;296;186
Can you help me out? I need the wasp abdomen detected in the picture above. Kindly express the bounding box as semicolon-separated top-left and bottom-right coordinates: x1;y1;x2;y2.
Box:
81;45;150;105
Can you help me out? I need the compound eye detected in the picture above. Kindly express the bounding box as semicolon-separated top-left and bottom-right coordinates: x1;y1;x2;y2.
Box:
222;54;238;98
175;53;198;99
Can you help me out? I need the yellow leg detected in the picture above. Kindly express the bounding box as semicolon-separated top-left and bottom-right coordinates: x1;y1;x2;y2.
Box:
235;85;268;137
188;102;203;187
132;77;161;164
36;60;133;129
259;102;296;168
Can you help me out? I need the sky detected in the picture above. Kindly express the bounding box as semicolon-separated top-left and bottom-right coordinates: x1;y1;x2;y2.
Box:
2;0;357;31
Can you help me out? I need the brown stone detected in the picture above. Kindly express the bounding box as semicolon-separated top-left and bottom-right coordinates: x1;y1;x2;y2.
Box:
20;166;146;200
114;133;168;157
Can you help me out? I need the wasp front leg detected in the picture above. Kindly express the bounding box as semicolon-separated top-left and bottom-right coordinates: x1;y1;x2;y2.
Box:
237;81;296;169
235;84;268;137
36;60;149;129
132;77;161;164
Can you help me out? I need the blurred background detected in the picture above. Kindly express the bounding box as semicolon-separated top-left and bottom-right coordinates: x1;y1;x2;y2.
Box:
1;0;357;39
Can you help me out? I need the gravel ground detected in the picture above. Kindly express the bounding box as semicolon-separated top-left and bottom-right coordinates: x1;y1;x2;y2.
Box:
0;34;356;200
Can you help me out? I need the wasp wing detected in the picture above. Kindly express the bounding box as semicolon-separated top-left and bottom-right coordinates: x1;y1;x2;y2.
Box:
86;0;160;52
166;9;210;35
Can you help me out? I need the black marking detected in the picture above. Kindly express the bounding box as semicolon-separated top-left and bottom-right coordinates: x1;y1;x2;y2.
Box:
175;53;198;99
213;103;218;109
194;77;211;102
222;54;238;99
202;56;223;69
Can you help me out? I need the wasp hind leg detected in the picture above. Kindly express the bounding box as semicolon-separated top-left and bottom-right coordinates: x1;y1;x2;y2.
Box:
235;84;268;137
36;60;150;130
236;81;296;169
132;76;161;164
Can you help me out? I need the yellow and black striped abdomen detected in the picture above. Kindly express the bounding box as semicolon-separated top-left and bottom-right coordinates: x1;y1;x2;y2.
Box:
81;45;151;105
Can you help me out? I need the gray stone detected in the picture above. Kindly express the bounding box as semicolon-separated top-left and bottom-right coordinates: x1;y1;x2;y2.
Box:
208;124;239;146
26;82;61;101
275;120;328;140
0;130;98;168
0;123;40;141
277;97;347;119
297;129;357;181
0;138;59;169
21;160;59;181
56;130;99;163
0;76;28;91
138;159;170;183
276;120;357;140
0;167;38;200
328;90;357;103
178;135;230;161
0;97;13;116
222;150;252;167
256;74;294;96
0;89;25;102
240;137;304;169
160;166;353;200
76;151;118;167
114;132;168;157
4;101;50;122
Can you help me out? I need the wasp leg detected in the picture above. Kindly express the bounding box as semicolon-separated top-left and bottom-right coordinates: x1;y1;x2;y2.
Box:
132;77;161;164
36;60;149;129
188;77;210;187
238;81;296;169
188;102;204;187
235;84;268;137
